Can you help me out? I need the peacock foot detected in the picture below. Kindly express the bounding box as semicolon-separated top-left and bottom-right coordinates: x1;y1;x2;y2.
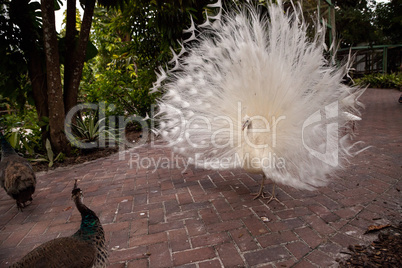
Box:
250;190;268;200
265;194;281;204
251;183;283;204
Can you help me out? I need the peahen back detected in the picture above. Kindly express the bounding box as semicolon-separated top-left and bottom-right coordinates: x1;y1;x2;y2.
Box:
10;180;108;268
0;132;36;211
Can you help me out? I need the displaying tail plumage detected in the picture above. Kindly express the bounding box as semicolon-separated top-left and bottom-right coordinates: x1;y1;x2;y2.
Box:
0;132;36;210
153;1;366;200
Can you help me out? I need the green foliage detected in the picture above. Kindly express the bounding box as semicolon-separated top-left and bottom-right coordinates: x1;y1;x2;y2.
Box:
72;111;105;142
80;1;216;120
81;63;158;117
0;102;42;156
30;139;65;167
335;0;380;47
375;0;402;45
5;131;35;155
355;73;402;89
335;0;402;47
68;110;120;148
0;0;42;104
100;0;212;68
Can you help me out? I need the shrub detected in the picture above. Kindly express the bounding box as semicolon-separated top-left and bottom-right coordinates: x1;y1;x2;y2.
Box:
66;109;121;150
0;103;42;156
80;61;159;119
354;73;402;89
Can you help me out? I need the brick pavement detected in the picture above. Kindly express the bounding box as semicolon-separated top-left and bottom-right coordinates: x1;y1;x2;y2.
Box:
0;88;401;267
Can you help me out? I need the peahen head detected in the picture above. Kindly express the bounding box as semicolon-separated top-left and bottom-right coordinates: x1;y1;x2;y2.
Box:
71;179;97;217
71;179;101;240
71;179;84;202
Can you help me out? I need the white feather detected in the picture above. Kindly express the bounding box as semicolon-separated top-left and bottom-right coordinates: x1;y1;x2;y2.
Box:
199;11;211;28
150;67;168;94
169;47;180;64
342;112;361;121
183;16;197;43
155;2;366;190
207;0;222;8
208;6;222;21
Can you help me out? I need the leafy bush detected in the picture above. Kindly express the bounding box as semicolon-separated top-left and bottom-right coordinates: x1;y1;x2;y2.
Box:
30;139;65;167
67;109;120;149
80;6;165;121
72;112;105;142
0;103;42;156
355;73;402;89
81;57;159;119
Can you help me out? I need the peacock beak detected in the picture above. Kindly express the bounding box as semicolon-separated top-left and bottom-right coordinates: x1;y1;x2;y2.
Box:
242;116;251;130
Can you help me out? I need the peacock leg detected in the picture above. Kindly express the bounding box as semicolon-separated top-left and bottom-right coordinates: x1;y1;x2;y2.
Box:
265;183;281;204
251;174;267;199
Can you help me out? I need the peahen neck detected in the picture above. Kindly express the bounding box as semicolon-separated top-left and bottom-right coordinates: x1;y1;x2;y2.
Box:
0;133;17;158
73;195;101;242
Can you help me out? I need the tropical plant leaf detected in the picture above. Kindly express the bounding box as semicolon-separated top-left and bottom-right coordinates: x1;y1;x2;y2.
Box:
45;139;54;166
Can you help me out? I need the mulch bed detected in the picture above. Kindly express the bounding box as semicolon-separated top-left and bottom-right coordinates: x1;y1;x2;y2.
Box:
338;223;402;267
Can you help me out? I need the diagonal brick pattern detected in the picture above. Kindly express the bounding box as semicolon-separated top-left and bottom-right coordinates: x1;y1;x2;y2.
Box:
0;88;401;267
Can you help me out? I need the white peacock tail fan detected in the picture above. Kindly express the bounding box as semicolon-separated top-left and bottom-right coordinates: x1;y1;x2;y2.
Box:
151;0;369;192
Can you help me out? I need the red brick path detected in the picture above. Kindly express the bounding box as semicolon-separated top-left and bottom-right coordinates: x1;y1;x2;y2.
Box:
1;88;401;267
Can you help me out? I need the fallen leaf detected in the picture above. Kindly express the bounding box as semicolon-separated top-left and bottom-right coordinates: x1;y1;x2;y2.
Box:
364;224;391;234
63;206;72;211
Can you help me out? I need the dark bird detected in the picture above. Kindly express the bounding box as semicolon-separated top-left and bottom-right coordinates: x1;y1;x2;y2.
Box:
0;132;36;210
11;180;108;268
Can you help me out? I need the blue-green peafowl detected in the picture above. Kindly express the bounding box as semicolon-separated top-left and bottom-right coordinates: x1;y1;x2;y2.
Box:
10;180;108;268
0;132;36;210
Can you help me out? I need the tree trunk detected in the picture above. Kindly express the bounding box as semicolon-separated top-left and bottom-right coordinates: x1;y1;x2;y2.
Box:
41;0;71;154
64;0;96;114
63;0;77;114
28;51;49;145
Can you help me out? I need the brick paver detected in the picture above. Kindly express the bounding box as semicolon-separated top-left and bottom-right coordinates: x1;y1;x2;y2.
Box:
0;88;401;267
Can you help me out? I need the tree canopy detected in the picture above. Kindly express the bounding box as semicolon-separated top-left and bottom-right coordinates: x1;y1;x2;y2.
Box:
335;0;402;47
